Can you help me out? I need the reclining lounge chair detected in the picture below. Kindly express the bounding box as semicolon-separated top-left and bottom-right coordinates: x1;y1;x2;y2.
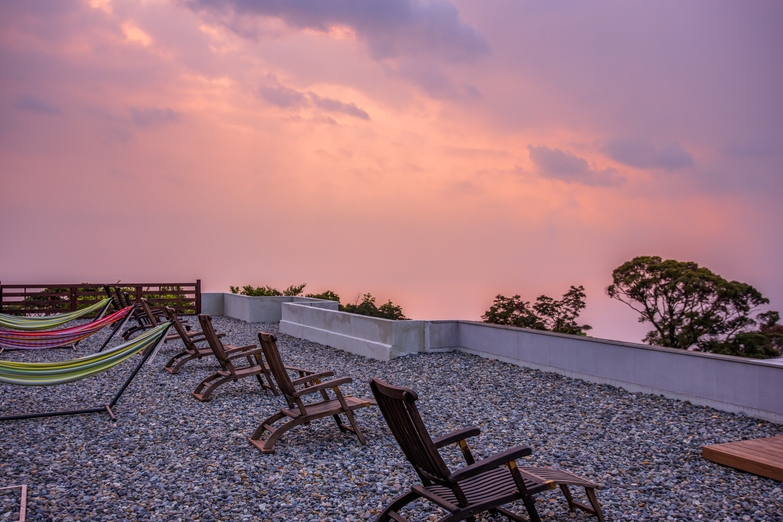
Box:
369;378;605;522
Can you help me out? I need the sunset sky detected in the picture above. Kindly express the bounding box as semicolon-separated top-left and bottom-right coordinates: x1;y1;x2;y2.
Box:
2;0;782;343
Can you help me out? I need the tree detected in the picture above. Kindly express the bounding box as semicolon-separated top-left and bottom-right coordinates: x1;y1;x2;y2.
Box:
481;285;592;336
606;256;780;358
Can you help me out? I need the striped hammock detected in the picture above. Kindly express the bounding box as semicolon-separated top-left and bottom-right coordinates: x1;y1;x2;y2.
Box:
0;306;132;351
0;298;113;331
0;323;170;386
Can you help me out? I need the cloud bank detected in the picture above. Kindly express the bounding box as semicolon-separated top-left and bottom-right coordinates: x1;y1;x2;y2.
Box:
528;146;623;187
603;137;694;170
185;0;489;62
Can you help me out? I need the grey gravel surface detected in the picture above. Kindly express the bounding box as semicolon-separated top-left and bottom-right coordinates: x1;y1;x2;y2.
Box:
1;316;782;521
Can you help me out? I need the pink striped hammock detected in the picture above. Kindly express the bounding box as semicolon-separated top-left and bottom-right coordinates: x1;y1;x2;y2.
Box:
0;307;133;351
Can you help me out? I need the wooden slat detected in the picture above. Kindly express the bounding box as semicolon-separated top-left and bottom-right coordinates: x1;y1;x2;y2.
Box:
702;435;783;482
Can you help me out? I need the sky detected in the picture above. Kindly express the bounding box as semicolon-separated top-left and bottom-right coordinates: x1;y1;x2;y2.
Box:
1;0;782;343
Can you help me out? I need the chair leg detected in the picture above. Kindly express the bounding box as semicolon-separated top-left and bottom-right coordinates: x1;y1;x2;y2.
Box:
253;372;279;396
344;407;367;444
559;484;576;511
490;507;528;522
248;412;310;454
585;488;605;522
260;367;279;395
518;492;541;522
558;484;604;521
164;351;195;374
191;373;232;402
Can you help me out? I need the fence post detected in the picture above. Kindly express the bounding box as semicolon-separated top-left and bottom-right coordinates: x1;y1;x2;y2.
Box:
0;281;3;313
196;279;201;315
69;286;77;312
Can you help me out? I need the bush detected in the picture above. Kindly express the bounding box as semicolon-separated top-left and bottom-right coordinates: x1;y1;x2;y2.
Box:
230;283;307;297
341;293;407;320
230;284;407;320
305;290;341;302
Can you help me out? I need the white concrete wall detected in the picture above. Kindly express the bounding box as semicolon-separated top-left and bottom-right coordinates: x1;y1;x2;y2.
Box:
450;321;783;424
201;292;783;423
279;301;425;360
201;292;225;316
226;294;339;323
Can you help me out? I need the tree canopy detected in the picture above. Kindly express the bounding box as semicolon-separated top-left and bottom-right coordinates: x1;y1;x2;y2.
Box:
606;256;781;358
481;285;592;336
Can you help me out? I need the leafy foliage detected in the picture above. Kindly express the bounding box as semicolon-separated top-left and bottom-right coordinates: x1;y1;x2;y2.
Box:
305;290;341;302
231;285;407;320
341;293;407;320
481;285;592;335
607;255;781;358
230;283;307;297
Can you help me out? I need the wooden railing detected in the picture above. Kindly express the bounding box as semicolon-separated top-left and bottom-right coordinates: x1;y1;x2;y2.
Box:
0;280;201;316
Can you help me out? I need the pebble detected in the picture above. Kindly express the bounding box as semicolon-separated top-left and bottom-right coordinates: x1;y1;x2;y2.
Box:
1;315;781;521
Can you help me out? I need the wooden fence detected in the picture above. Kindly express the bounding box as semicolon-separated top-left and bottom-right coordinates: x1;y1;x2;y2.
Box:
0;281;201;316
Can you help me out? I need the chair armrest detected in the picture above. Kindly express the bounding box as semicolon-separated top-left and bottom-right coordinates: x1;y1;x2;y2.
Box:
293;377;353;398
433;427;481;449
290;371;334;387
223;344;257;353
224;346;264;360
285;366;314;376
448;445;533;483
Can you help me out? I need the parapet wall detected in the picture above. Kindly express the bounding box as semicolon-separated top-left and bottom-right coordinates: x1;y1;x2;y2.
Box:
280;301;425;360
201;293;338;322
205;294;783;424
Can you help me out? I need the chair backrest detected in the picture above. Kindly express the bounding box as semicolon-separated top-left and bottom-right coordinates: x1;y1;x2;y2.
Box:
165;307;195;349
197;314;228;362
370;378;452;485
105;286;132;309
104;285;121;311
258;332;297;398
139;299;161;327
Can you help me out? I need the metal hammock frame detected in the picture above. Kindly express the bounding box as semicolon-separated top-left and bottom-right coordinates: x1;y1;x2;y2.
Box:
0;323;171;422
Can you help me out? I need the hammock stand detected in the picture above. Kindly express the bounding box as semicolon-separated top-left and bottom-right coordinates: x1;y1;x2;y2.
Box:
0;298;114;331
0;306;133;353
0;323;171;422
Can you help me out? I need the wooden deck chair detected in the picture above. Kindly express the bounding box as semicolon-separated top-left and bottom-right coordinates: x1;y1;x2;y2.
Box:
191;315;279;401
162;307;224;374
369;378;605;522
248;332;375;454
103;287;171;340
122;297;167;340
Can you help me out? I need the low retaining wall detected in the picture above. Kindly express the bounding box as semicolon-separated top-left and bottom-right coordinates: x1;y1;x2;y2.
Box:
449;321;783;424
280;302;425;360
206;293;783;424
201;293;338;322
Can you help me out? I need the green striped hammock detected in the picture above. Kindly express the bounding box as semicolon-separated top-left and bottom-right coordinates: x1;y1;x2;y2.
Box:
0;298;113;331
0;323;170;386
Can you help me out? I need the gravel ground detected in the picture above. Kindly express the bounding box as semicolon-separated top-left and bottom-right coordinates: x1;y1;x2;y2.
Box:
1;316;781;521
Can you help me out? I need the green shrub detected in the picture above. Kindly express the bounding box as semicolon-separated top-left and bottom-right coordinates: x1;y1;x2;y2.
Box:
230;283;307;297
341;293;407;320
